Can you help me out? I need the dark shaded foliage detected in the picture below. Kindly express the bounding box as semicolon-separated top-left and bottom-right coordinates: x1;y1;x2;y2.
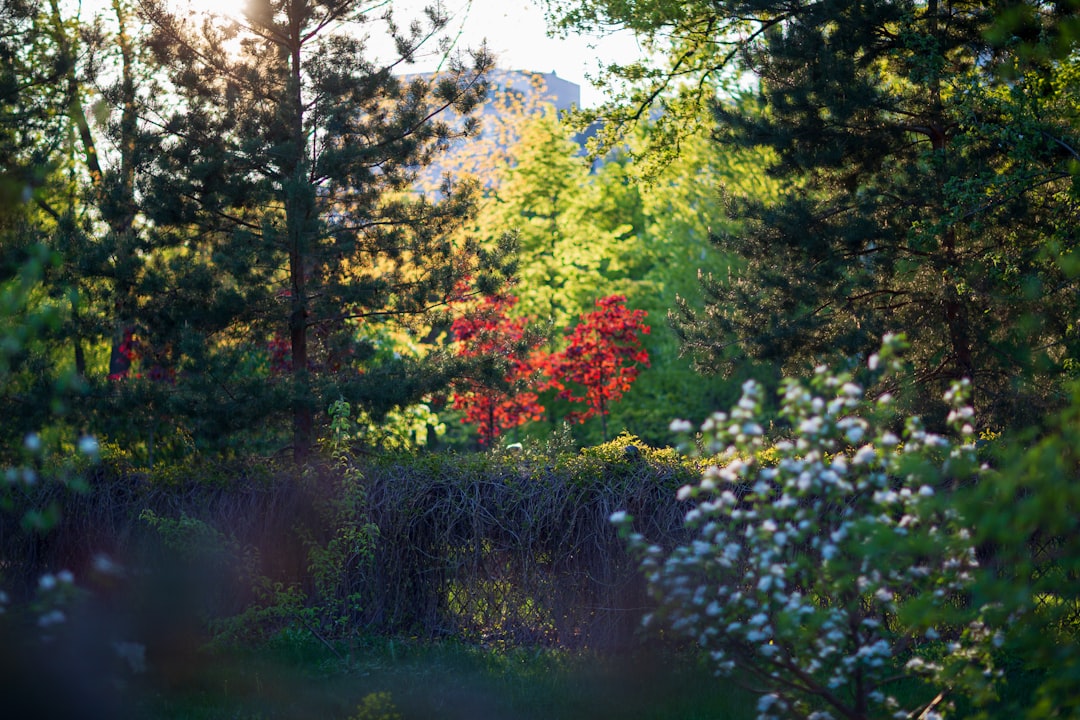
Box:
0;439;698;656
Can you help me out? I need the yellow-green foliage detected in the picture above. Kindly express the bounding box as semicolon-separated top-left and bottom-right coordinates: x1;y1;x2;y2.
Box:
567;432;700;473
347;692;402;720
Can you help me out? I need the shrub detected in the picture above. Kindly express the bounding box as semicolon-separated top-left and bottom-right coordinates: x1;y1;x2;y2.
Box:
960;380;1080;718
5;430;702;651
612;336;999;720
359;434;695;647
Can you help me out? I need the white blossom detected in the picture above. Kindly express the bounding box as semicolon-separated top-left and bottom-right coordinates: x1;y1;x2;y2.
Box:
747;628;770;643
669;419;694;434
642;339;987;720
743;422;764;436
853;445;877;465
92;554;122;576
77;435;99;456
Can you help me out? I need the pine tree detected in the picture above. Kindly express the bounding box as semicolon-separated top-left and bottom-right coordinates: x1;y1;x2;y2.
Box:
0;0;68;224
13;0;228;461
0;0;79;450
549;0;1080;428
41;0;152;384
135;0;512;458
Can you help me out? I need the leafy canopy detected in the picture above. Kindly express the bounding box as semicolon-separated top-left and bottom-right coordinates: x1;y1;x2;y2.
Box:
614;335;997;720
550;0;1080;429
128;0;515;457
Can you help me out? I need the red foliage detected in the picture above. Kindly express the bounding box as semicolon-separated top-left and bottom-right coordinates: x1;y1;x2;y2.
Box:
267;332;292;375
107;327;175;384
107;327;139;381
449;293;650;444
449;293;547;446
542;295;649;435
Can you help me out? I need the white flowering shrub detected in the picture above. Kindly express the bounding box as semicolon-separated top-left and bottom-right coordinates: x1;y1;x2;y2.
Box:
612;336;999;720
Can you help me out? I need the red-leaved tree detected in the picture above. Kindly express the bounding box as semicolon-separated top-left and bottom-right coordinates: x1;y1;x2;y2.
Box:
542;295;649;440
107;326;175;384
450;293;547;446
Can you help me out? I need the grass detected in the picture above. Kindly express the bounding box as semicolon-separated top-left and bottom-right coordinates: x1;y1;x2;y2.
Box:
136;633;758;720
4;614;1046;720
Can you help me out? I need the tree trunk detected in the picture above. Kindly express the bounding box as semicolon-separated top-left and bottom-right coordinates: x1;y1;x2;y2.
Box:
285;12;313;461
50;0;140;380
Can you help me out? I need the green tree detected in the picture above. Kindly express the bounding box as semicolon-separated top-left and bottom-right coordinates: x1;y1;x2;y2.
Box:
0;0;67;222
48;0;151;382
607;110;783;441
2;0;216;462
963;377;1080;718
0;0;84;452
132;0;513;458
0;0;183;463
479;107;617;327
550;0;1080;430
543;0;746;172
42;0;159;395
0;0;98;557
442;91;778;444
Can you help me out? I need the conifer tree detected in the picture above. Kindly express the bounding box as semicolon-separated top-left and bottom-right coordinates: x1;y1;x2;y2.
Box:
486;108;610;327
135;0;512;458
0;0;66;223
40;0;153;385
548;0;1080;428
435;85;775;442
0;0;80;449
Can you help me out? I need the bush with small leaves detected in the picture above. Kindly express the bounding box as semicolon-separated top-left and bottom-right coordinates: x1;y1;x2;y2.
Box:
348;691;402;720
612;336;999;720
959;379;1080;718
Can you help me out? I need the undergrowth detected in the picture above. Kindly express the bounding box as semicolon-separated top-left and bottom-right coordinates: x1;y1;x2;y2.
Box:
142;634;758;720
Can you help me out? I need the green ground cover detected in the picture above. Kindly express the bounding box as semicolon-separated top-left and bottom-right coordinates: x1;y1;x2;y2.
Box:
133;635;1044;720
141;636;757;720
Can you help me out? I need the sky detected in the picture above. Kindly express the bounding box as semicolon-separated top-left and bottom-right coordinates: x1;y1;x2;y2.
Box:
400;0;646;108
151;0;648;108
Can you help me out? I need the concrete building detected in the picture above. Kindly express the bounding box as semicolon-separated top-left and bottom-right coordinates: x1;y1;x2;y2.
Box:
406;68;591;190
482;68;581;113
